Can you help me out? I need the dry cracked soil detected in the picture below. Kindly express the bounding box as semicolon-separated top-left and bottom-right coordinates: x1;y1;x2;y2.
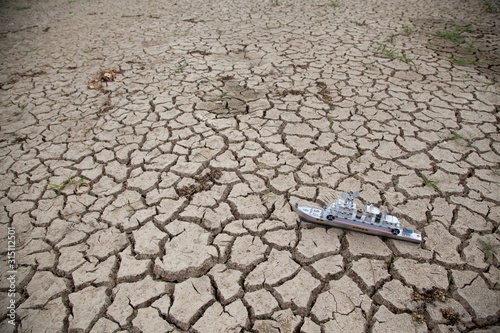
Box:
0;0;499;332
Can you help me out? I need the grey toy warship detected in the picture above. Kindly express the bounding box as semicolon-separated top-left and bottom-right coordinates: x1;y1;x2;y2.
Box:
293;191;422;243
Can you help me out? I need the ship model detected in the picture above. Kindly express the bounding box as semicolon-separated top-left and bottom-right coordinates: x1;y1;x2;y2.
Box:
293;191;422;243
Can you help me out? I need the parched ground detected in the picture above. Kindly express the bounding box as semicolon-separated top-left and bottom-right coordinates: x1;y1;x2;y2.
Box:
0;0;499;332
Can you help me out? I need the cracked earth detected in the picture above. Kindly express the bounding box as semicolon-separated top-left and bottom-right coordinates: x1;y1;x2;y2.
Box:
0;0;499;332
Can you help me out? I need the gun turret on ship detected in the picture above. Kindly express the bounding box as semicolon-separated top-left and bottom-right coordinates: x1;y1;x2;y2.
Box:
293;191;422;243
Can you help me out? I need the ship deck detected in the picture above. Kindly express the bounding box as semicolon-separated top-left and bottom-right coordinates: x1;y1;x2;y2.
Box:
297;204;324;219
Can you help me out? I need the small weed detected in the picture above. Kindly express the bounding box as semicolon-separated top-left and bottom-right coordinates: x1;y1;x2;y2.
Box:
15;6;31;10
261;188;276;204
329;119;334;132
218;75;235;82
276;89;306;97
421;175;443;196
351;20;366;26
375;44;419;72
217;29;223;34
441;308;459;324
361;61;378;70
327;0;339;7
455;25;472;33
399;52;419;72
401;25;413;35
485;78;497;91
491;167;500;176
270;0;279;5
376;44;396;59
188;50;212;56
433;30;465;41
126;200;135;212
412;291;425;301
448;56;478;65
465;41;476;52
478;239;499;260
175;60;187;73
177;169;222;198
441;131;475;145
48;174;87;196
387;33;397;44
483;1;498;12
413;289;450;302
219;92;228;98
442;132;463;142
399;52;410;62
82;50;90;54
413;311;425;324
430;289;447;302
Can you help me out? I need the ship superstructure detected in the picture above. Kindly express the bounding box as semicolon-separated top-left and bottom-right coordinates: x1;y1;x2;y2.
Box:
293;191;422;243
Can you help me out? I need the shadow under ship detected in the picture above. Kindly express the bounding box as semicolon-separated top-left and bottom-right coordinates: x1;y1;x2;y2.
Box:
293;191;422;243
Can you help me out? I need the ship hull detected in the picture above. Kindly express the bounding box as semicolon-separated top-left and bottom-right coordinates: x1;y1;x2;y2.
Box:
293;204;422;244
